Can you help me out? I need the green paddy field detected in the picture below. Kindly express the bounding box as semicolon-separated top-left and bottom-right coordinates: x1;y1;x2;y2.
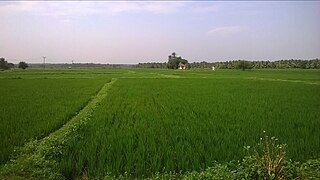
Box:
0;68;319;179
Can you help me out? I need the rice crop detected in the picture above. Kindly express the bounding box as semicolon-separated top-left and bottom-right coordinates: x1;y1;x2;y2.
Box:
59;77;320;178
0;78;108;163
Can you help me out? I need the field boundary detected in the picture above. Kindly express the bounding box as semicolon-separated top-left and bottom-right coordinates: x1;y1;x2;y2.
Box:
0;78;118;179
246;77;320;85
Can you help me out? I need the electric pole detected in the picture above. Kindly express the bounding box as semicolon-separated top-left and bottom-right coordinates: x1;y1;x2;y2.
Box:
43;56;46;69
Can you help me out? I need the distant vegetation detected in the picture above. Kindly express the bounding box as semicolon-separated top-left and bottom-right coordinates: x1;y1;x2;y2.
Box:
2;56;319;70
167;52;189;69
1;58;29;70
136;59;320;69
0;58;14;70
18;61;28;69
27;63;133;69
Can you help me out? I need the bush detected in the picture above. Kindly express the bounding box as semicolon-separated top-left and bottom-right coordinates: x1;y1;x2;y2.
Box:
299;159;320;179
18;61;28;69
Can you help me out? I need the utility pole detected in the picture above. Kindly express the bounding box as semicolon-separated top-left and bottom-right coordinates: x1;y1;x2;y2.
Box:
43;56;46;69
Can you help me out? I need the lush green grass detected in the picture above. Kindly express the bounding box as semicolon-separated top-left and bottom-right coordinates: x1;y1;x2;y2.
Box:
59;76;320;178
0;68;128;79
0;68;319;179
0;78;108;163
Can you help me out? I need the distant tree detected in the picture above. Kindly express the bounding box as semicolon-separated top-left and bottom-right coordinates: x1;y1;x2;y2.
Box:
237;60;252;71
7;63;15;69
138;58;320;70
0;58;11;70
18;61;28;69
299;60;307;69
135;62;167;69
167;58;179;69
167;52;188;69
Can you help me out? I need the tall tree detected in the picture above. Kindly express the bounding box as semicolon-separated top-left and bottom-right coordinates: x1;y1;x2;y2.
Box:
0;58;10;70
167;52;188;69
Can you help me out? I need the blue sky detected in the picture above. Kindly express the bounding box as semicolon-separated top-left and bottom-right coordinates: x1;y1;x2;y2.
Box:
0;1;319;64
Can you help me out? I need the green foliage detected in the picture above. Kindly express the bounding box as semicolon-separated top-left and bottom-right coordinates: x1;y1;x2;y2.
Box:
240;133;300;179
98;135;319;179
299;159;320;179
167;52;188;69
136;62;168;68
0;69;319;179
0;78;108;164
136;59;320;69
253;133;287;179
147;135;319;180
188;59;320;69
18;61;28;69
0;79;115;179
58;77;319;178
237;60;253;70
0;58;12;70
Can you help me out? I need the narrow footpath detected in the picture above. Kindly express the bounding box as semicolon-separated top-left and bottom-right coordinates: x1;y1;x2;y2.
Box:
0;78;118;179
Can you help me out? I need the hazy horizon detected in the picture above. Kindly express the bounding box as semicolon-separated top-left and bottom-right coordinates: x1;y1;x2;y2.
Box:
1;1;319;64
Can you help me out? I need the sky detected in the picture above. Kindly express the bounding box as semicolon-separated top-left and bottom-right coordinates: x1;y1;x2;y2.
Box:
0;1;319;64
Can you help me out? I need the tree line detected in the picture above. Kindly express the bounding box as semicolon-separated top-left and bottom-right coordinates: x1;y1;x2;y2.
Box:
0;58;28;70
135;59;320;70
136;52;189;69
2;56;319;70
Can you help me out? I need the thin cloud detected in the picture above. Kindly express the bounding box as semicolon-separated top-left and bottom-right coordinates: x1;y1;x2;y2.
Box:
0;2;98;20
141;2;184;14
0;2;185;20
206;26;245;36
0;2;41;15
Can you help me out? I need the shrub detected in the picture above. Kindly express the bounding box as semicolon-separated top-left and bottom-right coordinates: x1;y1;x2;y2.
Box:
18;61;28;69
240;132;301;179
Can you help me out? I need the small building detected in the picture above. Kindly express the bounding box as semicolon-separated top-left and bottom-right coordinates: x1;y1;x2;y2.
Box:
178;63;186;70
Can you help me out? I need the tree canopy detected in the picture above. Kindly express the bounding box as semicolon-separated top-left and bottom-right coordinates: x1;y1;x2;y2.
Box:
167;52;188;69
18;61;28;69
237;60;253;71
0;58;14;70
136;59;320;69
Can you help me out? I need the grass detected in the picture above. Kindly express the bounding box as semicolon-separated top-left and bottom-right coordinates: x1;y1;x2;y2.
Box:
0;78;108;164
0;68;319;179
59;76;319;178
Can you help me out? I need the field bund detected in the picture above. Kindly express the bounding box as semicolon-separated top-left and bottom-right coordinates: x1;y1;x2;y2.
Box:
0;77;117;179
0;69;319;179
